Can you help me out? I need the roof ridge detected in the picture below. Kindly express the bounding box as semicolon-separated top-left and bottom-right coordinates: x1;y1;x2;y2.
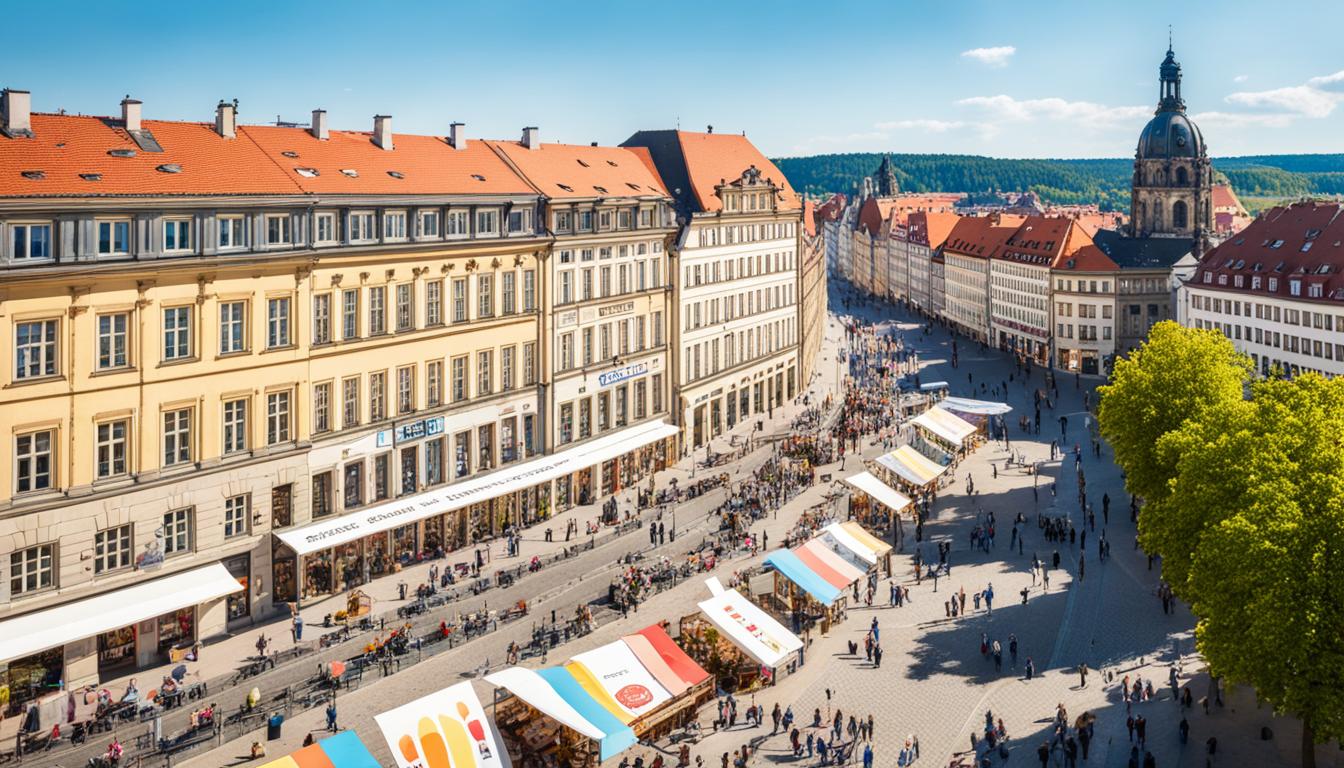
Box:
238;125;308;196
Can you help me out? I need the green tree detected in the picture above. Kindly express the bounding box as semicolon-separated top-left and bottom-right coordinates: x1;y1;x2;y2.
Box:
1158;375;1344;766
1096;322;1251;505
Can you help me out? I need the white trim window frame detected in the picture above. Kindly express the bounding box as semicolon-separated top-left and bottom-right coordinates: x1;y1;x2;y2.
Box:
9;221;53;262
162;305;193;361
383;210;408;242
349;211;375;243
218;215;246;250
15;318;59;380
418;209;440;239
265;214;292;246
97;218;132;257
314;212;338;245
162;217;194;253
223;397;248;454
96;312;131;371
95;418;130;479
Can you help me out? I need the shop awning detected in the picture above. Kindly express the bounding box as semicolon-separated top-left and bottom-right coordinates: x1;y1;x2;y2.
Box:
698;588;803;669
764;549;842;606
278;420;679;555
259;728;381;768
374;681;511;768
0;563;243;664
941;397;1013;416
837;521;893;556
912;406;977;446
842;471;912;515
875;445;948;487
486;625;707;762
797;540;866;586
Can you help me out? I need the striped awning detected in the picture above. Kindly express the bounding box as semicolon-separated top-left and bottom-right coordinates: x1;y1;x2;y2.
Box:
912;406;977;446
875;445;948;487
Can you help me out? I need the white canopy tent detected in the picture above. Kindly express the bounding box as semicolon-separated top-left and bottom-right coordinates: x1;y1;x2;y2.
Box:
697;588;803;669
0;563;242;663
842;471;912;515
911;406;977;447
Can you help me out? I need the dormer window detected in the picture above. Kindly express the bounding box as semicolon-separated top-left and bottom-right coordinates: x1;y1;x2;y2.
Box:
1290;279;1302;296
340;169;359;178
554;211;572;231
295;167;319;178
9;222;52;261
349;212;375;242
1309;283;1324;298
163;218;193;253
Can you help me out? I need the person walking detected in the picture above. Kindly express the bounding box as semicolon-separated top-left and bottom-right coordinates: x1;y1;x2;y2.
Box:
1009;635;1018;668
291;613;303;643
326;701;338;732
1078;662;1089;688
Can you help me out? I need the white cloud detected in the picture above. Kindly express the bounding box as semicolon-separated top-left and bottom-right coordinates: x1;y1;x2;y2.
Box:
1226;69;1344;118
960;46;1016;68
1232;74;1249;83
874;118;967;133
956;95;1149;128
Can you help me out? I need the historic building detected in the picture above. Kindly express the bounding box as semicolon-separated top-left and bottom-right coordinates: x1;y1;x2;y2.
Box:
1130;45;1213;244
991;216;1094;363
799;201;828;388
941;215;1023;342
1180;201;1344;378
486;134;677;510
623;130;804;448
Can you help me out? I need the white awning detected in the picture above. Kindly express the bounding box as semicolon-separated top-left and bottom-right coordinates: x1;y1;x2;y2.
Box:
698;589;803;669
278;420;679;555
941;397;1013;416
842;471;912;515
0;563;242;663
912;405;977;446
875;445;949;487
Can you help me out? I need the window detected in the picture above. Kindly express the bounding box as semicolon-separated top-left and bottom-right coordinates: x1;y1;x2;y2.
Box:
579;210;594;231
396;283;414;331
97;313;130;370
426;280;443;326
652;373;663;414
397;366;415;414
10;544;54;595
559;271;573;305
266;391;291;444
312;293;332;345
349;212;375;242
315;212;337;244
311;470;334;518
370;372;386;421
342;289;359;339
599;211;612;230
508;209;529;233
451;356;467;401
163;218;192;252
214;300;246;355
477;350;492;395
384;211;407;240
162;508;193;556
223;494;249;539
97;219;131;255
94;526;132;574
342;377;360;428
374;454;390;500
427;360;443;407
223;398;248;454
163;408;192;466
478;274;494;317
343;462;364;508
559;402;573;445
452;278;468;323
96;419;129;478
501;346;515;391
524;342;537;385
447;210;469;237
555;211;572;231
560;332;573;370
265;214;291;245
163;306;192;361
502;272;516;315
218;215;245;249
16;319;58;379
475;209;498;235
15;430;53;493
313;381;331;433
426;437;445;484
523;270;536;311
368;286;386;335
10;222;52;260
419;210;440;238
267;297;291;348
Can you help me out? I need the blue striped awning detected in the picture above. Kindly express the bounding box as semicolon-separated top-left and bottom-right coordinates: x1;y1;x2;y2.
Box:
764;549;842;605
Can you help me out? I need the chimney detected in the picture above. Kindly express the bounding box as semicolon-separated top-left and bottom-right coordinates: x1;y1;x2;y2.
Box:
706;124;713;134
373;115;393;150
1;89;32;138
522;126;540;149
311;109;328;140
215;100;236;139
121;97;142;132
449;122;467;150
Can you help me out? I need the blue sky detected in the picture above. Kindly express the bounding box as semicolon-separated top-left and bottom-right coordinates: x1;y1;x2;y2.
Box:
9;0;1343;159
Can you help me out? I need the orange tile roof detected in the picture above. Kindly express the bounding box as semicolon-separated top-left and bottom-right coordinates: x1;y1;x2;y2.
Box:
1211;183;1244;213
908;211;961;249
803;199;818;237
942;214;1025;259
486;140;669;200
1057;243;1120;272
674;131;800;212
0;112;536;198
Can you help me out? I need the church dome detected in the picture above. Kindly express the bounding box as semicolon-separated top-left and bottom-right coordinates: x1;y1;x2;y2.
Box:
1136;110;1204;160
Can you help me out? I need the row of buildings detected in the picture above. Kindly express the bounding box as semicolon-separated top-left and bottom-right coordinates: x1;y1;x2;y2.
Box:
0;89;825;699
827;45;1225;374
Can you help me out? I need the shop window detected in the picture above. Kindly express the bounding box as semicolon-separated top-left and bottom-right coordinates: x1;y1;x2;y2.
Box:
426;437;445;486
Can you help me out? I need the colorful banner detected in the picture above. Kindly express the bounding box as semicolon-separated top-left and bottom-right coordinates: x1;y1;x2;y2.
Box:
569;641;672;721
764;549;842;605
374;681;510;768
697;589;803;669
259;730;380;768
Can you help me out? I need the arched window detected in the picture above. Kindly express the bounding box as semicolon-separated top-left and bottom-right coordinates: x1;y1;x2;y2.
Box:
1173;200;1188;230
1176;166;1189;185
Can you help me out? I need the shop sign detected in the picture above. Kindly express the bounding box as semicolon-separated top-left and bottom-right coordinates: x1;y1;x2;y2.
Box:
599;361;648;387
377;416;445;448
598;301;635;318
136;527;166;571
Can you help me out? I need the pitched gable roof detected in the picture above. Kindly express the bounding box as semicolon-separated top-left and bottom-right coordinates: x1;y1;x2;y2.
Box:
486;140;669;200
621;130;799;214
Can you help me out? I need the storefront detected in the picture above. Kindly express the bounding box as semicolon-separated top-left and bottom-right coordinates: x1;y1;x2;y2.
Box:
225;554;252;624
1;647;64;716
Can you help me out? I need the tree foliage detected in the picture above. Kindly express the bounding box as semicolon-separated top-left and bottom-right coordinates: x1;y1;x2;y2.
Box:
1096;322;1251;507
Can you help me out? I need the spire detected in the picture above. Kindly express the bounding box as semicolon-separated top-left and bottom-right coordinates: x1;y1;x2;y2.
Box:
1157;38;1185;113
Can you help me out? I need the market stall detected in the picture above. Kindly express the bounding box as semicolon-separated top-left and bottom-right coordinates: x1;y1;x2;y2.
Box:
683;587;805;691
375;681;510;768
486;625;711;768
820;521;895;576
874;445;949;491
911;405;978;453
841;471;910;552
258;730;380;768
762;542;860;635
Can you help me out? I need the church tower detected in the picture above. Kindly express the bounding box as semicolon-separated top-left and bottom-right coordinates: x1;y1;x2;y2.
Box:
874;155;899;197
1130;44;1212;244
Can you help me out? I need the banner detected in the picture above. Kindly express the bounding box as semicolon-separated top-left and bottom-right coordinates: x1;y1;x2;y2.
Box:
374;682;510;768
569;641;671;720
697;589;803;669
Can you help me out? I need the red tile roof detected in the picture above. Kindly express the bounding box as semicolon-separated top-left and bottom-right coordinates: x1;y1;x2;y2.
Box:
0;112;536;198
803;200;818;237
1211;183;1243;213
942;214;1024;259
1193;201;1344;304
908;211;961;249
997;215;1097;270
486;140;669;200
675;131;800;212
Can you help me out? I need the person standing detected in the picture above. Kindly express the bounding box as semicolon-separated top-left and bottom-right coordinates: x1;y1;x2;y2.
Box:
291;613;303;644
1078;662;1089;688
326;701;338;732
